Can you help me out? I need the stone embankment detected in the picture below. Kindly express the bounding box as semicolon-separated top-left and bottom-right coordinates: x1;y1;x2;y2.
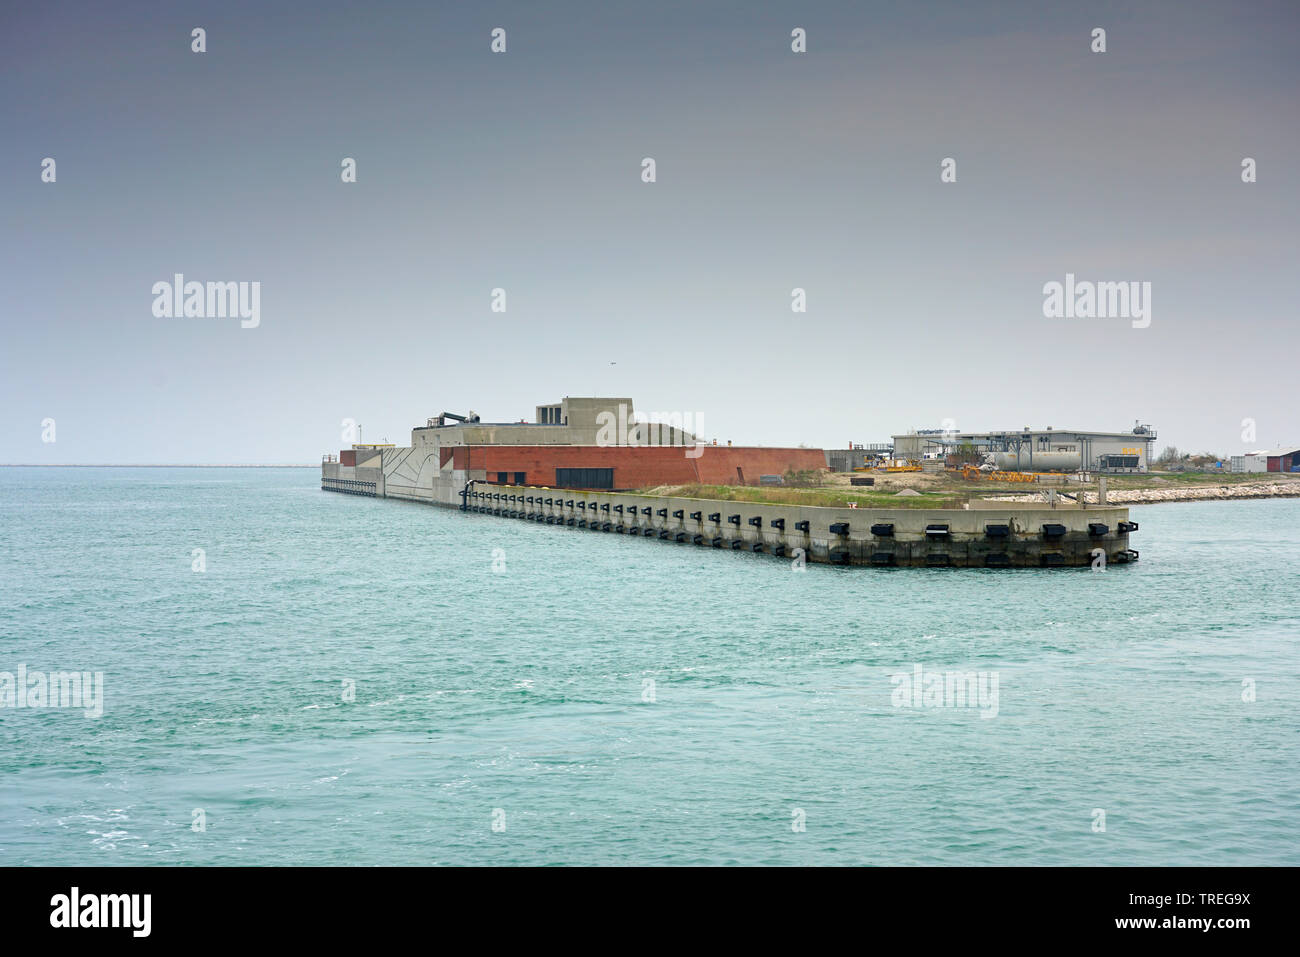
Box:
986;481;1300;506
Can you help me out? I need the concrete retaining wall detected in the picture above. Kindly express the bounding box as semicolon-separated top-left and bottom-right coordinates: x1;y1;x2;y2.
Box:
461;485;1137;568
321;460;1139;567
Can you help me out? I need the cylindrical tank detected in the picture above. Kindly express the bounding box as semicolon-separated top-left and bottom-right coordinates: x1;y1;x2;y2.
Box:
993;450;1082;472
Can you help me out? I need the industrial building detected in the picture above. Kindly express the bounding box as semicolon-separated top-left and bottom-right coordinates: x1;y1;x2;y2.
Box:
323;397;827;505
825;445;892;472
892;424;1157;473
1233;447;1300;473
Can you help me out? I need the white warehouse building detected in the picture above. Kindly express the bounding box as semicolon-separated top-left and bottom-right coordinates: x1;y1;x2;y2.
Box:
892;424;1157;473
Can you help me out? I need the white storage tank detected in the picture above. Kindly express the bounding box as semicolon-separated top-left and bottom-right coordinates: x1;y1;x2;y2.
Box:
993;450;1083;472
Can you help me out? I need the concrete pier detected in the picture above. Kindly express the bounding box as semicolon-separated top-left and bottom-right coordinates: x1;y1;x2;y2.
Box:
458;484;1138;568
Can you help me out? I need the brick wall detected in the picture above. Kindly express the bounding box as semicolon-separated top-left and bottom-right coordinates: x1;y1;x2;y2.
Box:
451;445;826;488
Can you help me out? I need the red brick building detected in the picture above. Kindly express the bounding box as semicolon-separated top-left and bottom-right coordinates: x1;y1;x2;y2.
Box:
444;443;826;489
325;397;829;501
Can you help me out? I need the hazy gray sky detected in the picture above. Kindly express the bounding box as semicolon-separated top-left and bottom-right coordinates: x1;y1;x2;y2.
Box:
2;0;1296;463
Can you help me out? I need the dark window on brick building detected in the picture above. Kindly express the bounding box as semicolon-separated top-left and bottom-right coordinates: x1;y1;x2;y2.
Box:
555;468;614;490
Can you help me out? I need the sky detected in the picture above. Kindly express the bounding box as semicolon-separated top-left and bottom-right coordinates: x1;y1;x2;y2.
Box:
1;0;1296;463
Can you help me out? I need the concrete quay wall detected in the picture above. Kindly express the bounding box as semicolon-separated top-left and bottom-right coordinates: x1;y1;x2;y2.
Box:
462;485;1138;568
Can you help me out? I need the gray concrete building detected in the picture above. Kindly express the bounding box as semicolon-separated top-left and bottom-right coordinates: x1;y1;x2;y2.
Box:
825;445;892;472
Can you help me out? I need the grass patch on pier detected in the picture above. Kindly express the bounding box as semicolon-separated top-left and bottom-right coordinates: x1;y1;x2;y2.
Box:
637;483;966;509
631;471;1300;509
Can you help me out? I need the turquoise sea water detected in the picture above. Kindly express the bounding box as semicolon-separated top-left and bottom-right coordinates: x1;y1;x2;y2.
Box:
0;467;1296;866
